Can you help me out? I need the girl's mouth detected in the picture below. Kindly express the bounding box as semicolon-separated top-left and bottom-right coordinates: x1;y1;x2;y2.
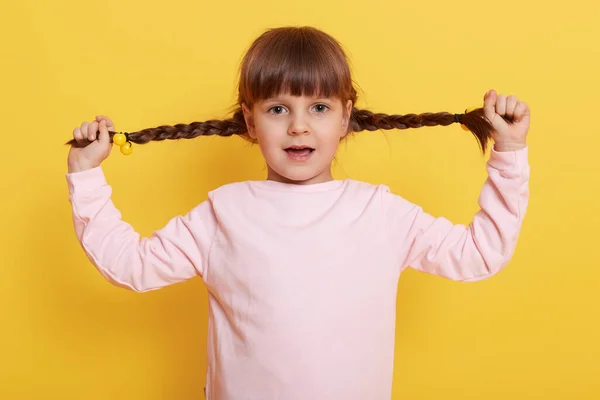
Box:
284;146;315;161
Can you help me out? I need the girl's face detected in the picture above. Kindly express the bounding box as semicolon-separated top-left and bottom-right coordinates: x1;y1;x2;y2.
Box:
242;94;353;185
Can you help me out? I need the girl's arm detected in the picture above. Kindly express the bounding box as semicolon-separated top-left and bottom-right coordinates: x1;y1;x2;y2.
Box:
385;145;530;282
66;166;217;292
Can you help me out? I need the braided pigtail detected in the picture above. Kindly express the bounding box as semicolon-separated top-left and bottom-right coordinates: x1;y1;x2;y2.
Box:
65;108;249;148
349;107;494;153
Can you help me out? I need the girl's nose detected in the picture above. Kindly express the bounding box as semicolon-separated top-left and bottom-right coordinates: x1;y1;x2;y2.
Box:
288;114;309;136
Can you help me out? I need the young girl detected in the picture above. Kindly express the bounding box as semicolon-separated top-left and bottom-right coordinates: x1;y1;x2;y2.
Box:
65;26;530;399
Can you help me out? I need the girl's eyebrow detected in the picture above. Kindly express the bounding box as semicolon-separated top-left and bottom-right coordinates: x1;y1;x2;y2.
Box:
263;97;334;103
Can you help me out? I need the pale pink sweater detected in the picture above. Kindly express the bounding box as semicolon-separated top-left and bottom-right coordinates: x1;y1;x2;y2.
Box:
66;146;530;399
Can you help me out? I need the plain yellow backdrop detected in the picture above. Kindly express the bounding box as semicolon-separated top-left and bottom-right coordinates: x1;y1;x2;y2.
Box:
1;0;599;398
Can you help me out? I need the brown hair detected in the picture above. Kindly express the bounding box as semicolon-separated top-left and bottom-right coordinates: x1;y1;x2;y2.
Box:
66;26;495;153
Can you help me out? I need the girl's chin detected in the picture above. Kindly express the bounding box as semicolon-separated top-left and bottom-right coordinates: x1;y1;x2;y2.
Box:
268;168;331;184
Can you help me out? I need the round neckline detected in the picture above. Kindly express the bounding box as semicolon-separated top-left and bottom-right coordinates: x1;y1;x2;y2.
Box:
248;178;347;192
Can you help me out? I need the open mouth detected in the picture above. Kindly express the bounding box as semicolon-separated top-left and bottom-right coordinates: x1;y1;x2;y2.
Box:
284;146;315;157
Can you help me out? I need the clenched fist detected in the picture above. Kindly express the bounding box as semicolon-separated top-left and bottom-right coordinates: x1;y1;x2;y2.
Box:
67;115;114;173
483;90;530;152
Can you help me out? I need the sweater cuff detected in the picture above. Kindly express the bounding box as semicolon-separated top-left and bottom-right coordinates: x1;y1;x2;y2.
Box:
488;144;529;171
65;166;108;195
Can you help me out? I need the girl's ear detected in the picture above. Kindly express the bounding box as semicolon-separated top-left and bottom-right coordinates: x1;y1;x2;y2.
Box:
341;99;353;137
241;103;256;139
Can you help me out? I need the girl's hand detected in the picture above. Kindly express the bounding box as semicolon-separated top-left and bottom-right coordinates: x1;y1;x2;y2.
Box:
483;89;530;152
67;116;114;173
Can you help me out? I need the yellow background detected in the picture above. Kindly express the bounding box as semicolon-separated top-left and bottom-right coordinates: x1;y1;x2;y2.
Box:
1;0;599;398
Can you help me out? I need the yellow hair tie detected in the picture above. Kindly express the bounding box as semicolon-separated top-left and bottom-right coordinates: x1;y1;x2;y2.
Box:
112;132;133;155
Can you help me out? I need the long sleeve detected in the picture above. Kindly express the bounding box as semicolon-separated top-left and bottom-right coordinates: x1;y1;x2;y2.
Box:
385;145;530;282
66;166;218;292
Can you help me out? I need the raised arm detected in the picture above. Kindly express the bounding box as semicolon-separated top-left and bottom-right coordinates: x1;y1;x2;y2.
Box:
66;166;217;292
385;145;530;282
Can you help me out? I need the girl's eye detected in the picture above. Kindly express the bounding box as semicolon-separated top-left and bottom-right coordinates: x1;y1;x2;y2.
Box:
267;104;329;114
313;104;329;113
268;106;286;114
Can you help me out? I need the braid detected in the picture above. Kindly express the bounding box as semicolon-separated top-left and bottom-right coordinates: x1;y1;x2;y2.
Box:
65;109;249;148
349;107;494;153
125;110;248;143
65;106;494;153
